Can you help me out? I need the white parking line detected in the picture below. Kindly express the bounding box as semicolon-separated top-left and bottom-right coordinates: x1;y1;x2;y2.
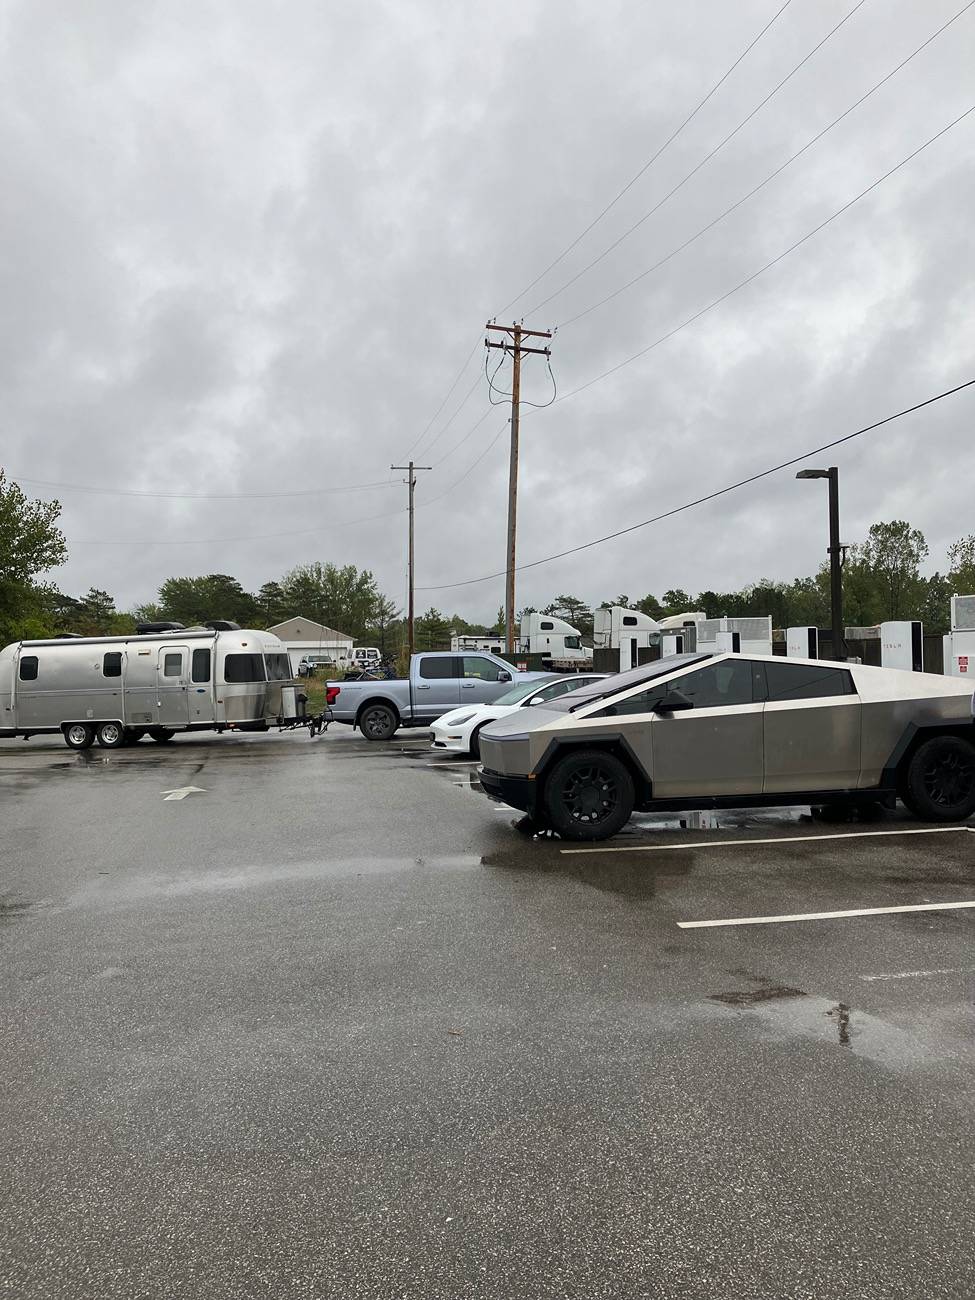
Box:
859;965;975;982
678;900;975;929
561;826;973;855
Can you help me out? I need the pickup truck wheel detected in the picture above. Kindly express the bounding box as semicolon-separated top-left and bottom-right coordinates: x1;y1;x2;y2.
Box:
96;721;126;749
903;735;975;821
64;723;95;751
544;749;634;841
360;704;398;741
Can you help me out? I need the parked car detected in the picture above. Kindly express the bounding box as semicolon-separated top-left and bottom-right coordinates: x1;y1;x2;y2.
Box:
477;652;975;840
431;673;607;758
326;651;548;741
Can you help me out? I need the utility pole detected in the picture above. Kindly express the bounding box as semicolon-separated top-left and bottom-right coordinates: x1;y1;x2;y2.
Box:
390;460;430;656
485;321;552;654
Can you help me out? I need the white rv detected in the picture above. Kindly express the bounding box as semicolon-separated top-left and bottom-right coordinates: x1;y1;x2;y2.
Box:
0;625;300;750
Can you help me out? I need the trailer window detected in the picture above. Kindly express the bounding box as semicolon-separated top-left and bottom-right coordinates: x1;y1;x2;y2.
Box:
103;652;122;678
19;656;38;681
163;653;183;677
264;653;293;681
623;616;638;626
191;649;211;683
540;621;554;630
224;653;266;683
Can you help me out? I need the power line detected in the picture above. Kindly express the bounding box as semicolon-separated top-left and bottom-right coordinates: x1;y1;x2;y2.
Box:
558;0;975;330
404;334;484;456
524;0;870;319
497;0;795;316
415;379;975;591
8;473;401;500
555;102;975;405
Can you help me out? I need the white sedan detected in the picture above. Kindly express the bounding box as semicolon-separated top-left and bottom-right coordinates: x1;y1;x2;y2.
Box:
430;673;607;758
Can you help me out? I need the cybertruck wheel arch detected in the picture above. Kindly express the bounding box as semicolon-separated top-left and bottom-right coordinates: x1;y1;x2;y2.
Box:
533;732;652;806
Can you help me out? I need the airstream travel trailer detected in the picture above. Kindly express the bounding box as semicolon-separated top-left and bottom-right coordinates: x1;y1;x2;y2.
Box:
0;626;299;749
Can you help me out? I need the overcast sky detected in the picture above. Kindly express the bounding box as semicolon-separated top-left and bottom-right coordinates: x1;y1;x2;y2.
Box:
1;0;973;623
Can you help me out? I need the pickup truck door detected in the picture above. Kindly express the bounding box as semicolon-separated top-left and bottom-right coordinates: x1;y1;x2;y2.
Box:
460;655;513;705
412;656;461;716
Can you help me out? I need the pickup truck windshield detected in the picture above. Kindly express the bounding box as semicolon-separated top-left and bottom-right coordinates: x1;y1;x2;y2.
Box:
544;653;712;712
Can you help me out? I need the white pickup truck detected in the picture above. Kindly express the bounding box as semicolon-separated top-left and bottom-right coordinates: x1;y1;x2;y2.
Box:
326;651;547;741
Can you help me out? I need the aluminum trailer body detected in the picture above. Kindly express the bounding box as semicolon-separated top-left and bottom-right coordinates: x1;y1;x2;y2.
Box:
0;627;298;748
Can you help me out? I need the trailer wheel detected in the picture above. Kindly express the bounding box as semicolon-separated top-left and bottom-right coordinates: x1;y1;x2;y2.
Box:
149;727;176;744
124;729;147;745
64;723;95;751
902;735;975;821
95;721;125;749
359;704;398;741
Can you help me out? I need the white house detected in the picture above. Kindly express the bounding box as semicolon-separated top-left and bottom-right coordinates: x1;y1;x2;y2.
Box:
267;617;354;675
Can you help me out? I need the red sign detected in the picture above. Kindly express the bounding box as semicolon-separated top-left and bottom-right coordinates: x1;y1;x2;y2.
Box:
959;655;969;673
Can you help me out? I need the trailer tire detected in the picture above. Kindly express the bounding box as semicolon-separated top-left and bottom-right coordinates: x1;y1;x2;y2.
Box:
359;704;398;741
64;723;95;751
124;729;147;745
149;727;176;744
96;721;126;749
902;735;975;821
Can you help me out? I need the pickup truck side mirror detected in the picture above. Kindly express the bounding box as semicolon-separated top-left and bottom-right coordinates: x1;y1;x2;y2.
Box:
655;688;694;714
497;669;511;682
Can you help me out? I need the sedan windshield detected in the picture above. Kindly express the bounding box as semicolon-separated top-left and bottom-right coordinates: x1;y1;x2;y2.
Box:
494;675;560;706
543;653;712;712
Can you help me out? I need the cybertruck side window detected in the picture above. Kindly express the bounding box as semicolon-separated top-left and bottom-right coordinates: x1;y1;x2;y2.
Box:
763;661;854;700
594;659;753;716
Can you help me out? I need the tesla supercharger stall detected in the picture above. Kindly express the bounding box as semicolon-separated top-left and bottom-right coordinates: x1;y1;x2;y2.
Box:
944;596;975;679
787;627;819;659
880;621;923;672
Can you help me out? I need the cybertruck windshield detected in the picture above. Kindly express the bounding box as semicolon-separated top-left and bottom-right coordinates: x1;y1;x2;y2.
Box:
543;653;712;712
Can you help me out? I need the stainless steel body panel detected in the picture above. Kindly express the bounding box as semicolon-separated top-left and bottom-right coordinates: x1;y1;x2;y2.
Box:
652;702;764;797
479;654;975;810
763;697;861;793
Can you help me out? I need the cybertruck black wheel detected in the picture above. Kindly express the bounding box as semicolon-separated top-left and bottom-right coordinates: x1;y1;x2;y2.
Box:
903;735;975;822
544;749;634;841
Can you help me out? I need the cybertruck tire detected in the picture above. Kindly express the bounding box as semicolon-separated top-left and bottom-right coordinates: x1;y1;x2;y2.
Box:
903;735;975;822
359;704;398;742
544;748;634;841
64;723;95;751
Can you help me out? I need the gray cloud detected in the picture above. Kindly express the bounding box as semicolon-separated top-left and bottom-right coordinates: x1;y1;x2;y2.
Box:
1;0;973;623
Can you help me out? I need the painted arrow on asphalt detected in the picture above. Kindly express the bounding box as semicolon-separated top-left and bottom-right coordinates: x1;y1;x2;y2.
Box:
160;786;208;801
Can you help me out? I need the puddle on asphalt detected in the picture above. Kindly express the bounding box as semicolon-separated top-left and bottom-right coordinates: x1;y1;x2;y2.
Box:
710;985;807;1006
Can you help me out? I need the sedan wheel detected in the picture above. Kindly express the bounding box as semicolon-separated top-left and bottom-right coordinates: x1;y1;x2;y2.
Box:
904;736;975;821
544;749;634;841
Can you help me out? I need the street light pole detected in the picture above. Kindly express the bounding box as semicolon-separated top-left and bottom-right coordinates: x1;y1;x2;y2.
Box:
796;466;845;661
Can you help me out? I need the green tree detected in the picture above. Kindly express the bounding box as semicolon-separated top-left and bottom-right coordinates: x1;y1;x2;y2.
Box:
255;581;288;626
854;520;928;621
158;574;259;627
280;562;382;641
917;573;952;637
633;593;665;619
0;471;68;645
415;607;451;651
662;589;693;615
364;593;402;654
542;595;593;638
947;535;975;595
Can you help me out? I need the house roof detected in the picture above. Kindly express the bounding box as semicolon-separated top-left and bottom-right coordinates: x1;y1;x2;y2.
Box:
268;617;352;643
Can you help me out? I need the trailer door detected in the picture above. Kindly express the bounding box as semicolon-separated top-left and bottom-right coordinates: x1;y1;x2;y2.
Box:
157;647;191;726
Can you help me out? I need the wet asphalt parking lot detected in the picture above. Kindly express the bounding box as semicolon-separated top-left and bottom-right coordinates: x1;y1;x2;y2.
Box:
1;724;974;1300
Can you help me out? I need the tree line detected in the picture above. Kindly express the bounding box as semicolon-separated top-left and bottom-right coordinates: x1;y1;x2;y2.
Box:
2;469;973;651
